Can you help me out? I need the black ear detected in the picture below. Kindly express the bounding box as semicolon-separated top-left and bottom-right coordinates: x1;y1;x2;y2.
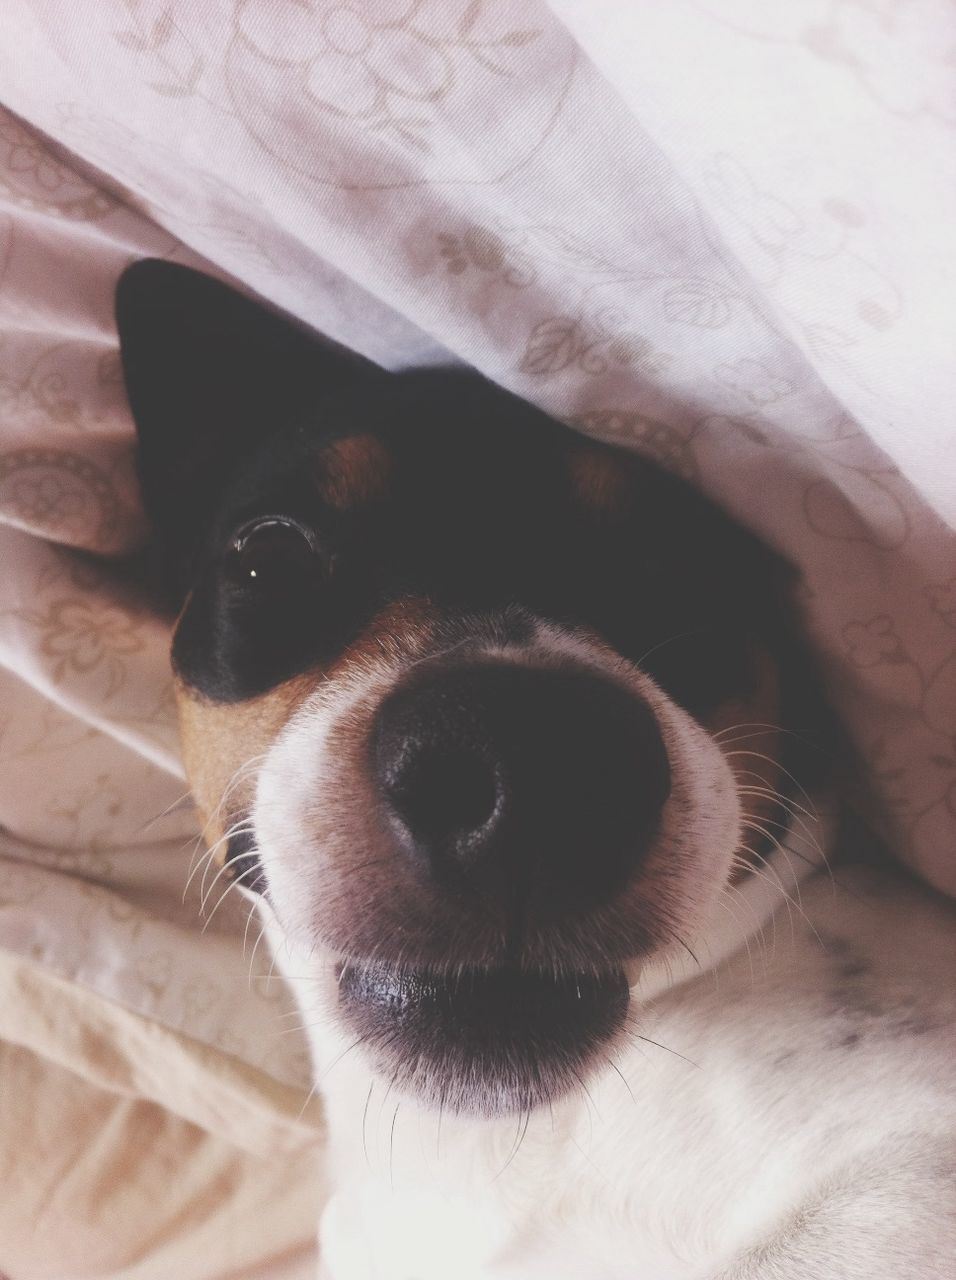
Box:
116;259;382;595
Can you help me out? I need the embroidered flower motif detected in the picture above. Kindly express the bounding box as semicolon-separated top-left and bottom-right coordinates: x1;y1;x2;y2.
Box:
7;139;65;192
133;950;173;999
42;600;143;672
27;597;145;698
0;111;116;219
925;578;956;629
843;614;907;667
0;450;131;552
574;410;697;482
11;476;86;528
239;0;453;118
437;224;535;286
183;979;222;1021
521;313;670;379
806;1;956;125
715;358;795;405
231;0;549;168
707;155;801;252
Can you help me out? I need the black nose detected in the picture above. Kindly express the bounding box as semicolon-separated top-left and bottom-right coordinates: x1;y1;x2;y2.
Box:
371;663;670;913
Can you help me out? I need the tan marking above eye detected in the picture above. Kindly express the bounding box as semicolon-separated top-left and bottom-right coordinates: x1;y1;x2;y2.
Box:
566;444;634;518
175;598;436;866
315;433;391;511
176;672;316;863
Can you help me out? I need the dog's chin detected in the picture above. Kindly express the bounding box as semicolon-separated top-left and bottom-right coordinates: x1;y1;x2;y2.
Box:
336;961;630;1117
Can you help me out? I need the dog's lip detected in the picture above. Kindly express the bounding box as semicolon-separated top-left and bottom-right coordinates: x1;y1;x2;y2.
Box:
336;959;630;1116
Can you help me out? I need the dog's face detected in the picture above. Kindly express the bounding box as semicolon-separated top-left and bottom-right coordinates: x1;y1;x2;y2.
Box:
117;261;825;1118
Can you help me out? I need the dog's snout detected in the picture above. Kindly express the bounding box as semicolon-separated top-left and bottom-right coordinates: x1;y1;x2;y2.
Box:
372;662;670;913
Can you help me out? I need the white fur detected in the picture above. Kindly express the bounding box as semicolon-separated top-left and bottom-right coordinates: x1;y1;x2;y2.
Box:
249;627;956;1279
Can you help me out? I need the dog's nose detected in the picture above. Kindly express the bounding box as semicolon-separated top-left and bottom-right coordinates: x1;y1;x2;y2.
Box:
371;663;670;912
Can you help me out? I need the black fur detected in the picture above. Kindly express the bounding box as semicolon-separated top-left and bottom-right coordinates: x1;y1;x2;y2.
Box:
117;262;815;733
116;257;382;602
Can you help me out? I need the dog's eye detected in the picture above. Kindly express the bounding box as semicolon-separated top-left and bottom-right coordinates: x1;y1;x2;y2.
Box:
231;518;320;586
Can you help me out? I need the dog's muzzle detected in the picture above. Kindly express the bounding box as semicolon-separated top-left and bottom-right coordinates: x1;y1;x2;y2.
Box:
253;620;738;1117
325;658;667;1115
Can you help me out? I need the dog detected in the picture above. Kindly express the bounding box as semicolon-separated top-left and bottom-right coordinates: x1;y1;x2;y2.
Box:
116;260;956;1280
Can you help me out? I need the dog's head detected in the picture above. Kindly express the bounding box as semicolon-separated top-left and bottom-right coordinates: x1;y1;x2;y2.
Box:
117;260;828;1118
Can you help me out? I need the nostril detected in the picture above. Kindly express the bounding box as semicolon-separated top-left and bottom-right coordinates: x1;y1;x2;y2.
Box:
385;747;501;849
373;660;670;912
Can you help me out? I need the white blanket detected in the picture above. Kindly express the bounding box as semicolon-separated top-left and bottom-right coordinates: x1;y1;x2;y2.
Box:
0;1;954;1274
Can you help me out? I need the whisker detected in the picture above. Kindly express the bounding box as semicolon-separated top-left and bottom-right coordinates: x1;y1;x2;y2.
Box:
569;1069;599;1148
198;822;257;915
136;790;195;834
295;1079;320;1125
316;1035;367;1089
734;776;822;830
635;1035;699;1069
247;917;272;983
633;629;702;670
731;851;782;958
495;1107;531;1180
182;833;214;901
714;721;823;752
674;936;702;969
735;845;824;949
739;811;812;868
723;748;819;816
606;1055;636;1106
242;897;261;962
389;1100;401;1191
361;1080;376;1169
735;782;830;872
184;817;248;901
714;885;761;980
183;750;272;901
202;859;264;932
740;818;818;871
435;1093;444;1163
199;828;255;908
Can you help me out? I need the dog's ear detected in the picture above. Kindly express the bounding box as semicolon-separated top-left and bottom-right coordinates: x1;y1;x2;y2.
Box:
116;259;382;598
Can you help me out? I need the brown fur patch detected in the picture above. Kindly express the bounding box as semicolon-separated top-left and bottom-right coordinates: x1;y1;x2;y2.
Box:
567;445;633;518
315;433;391;511
333;596;435;669
176;672;316;862
177;597;435;866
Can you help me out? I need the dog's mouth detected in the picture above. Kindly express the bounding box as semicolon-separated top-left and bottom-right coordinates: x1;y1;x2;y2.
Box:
336;960;630;1116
